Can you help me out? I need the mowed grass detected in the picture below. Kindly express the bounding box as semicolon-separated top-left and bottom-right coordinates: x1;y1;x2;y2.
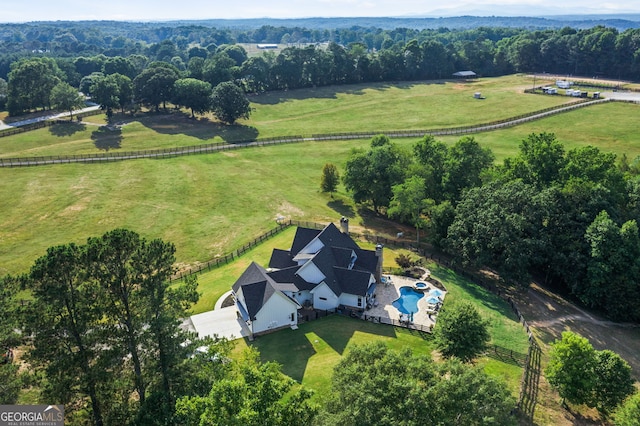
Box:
438;101;640;161
0;74;573;158
190;233;527;397
2;75;639;276
0;139;374;275
221;246;528;399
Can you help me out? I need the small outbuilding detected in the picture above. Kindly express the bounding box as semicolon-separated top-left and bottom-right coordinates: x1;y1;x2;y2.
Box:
453;71;477;79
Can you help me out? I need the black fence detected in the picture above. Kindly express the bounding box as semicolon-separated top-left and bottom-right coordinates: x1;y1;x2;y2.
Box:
0;99;611;168
0;108;103;139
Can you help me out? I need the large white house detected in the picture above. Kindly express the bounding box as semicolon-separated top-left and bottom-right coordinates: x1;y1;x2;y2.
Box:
232;222;382;336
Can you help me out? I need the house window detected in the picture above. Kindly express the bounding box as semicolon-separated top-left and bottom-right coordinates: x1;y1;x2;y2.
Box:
319;297;327;301
357;297;362;307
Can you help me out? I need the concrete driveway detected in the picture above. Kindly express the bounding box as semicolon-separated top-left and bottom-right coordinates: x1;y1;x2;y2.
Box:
188;306;250;341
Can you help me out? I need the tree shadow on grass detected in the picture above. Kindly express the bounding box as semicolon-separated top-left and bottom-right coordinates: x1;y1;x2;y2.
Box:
91;126;123;151
249;80;446;105
327;198;355;218
312;315;396;356
136;110;259;142
431;264;518;322
49;122;86;137
249;327;317;383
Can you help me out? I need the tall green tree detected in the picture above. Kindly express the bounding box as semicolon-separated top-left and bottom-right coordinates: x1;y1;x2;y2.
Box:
210;81;251;124
413;135;448;202
319;342;515;426
50;81;85;120
592;349;635;416
442;136;494;202
425;359;516;425
173;78;212;118
7;57;63;115
320;163;340;194
136;243;198;423
445;181;548;283
388;175;428;243
500;132;567;188
25;244;108;426
433;301;490;362
584;211;640;321
90;73;120;116
134;62;181;111
343;135;408;212
86;229;148;405
175;348;317;426
546;331;597;406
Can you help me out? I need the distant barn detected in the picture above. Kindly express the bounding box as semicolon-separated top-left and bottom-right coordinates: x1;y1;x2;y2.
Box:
257;44;278;49
452;71;477;79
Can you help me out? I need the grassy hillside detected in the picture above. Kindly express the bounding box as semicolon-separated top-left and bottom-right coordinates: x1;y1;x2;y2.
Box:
0;74;574;158
1;75;639;276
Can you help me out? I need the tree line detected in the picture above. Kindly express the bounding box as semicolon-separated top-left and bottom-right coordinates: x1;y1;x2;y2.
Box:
339;132;640;323
1;23;640;115
0;229;525;425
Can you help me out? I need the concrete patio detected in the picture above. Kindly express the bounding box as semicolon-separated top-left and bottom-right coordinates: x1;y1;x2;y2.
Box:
365;274;447;330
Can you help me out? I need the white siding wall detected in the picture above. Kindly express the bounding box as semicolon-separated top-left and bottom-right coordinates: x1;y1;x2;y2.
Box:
298;261;326;284
292;290;312;305
300;238;324;255
312;283;339;310
339;293;363;309
252;293;298;334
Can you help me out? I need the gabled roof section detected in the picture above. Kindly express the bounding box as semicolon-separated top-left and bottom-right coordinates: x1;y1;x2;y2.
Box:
290;227;322;256
334;267;372;296
315;222;360;252
331;247;354;269
232;262;278;320
268;266;316;292
353;249;378;274
269;248;296;269
232;261;275;293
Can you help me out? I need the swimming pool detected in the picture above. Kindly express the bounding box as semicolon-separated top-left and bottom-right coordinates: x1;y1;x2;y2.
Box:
392;286;424;314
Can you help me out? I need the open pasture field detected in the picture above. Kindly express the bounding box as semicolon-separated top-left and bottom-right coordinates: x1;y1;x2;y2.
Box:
439;101;640;161
0;74;575;158
2;74;640;277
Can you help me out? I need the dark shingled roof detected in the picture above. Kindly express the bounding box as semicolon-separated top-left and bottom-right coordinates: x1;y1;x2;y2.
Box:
267;266;316;292
333;267;372;296
232;262;278;320
288;223;378;297
235;223;379;311
290;227;321;256
269;248;296;269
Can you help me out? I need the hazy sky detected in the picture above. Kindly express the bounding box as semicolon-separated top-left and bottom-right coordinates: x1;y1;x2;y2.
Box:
3;0;640;22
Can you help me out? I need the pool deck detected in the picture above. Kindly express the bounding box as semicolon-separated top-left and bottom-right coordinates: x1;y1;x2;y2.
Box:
366;275;446;329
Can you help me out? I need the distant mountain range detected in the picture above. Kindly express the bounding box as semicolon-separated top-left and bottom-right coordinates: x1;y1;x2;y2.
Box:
163;15;640;31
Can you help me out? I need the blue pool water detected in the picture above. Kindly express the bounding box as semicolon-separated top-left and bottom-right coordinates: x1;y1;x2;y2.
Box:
392;286;424;314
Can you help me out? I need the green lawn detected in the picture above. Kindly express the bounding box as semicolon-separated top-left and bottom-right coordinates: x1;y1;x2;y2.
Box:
192;228;528;399
224;251;529;400
0;74;572;158
438;101;640;161
1;75;639;277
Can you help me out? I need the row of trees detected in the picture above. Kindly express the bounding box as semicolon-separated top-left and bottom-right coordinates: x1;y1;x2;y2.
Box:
5;56;251;124
341;133;640;322
3;24;640;114
1;229;206;424
1;21;640;81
